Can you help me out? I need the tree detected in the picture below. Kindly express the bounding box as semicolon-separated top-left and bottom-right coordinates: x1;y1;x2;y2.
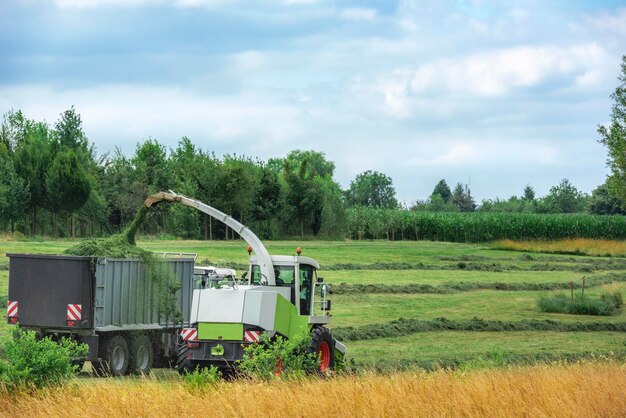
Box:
540;179;586;213
523;185;535;201
0;110;30;152
0;142;29;232
283;150;335;237
12;121;52;234
101;148;143;230
588;182;626;215
451;183;476;212
431;179;452;203
598;55;626;201
250;166;283;239
45;150;92;236
53;107;89;151
346;170;398;208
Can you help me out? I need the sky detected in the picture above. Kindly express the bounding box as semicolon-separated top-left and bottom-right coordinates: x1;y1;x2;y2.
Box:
1;0;625;204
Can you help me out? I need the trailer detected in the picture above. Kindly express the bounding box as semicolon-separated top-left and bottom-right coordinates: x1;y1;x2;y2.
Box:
6;253;195;376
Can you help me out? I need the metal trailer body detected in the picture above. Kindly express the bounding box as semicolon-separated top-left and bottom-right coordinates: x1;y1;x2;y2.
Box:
6;253;194;375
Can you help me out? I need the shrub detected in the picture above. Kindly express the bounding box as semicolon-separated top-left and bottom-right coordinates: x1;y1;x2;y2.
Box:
0;328;88;391
600;282;623;309
237;333;319;381
182;366;221;392
538;294;619;316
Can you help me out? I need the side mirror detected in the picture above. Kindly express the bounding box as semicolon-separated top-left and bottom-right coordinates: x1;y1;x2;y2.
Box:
317;276;324;283
242;271;248;279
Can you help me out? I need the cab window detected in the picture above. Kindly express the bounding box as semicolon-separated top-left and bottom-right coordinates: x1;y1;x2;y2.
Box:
251;265;295;286
299;264;315;315
274;266;295;286
251;265;261;284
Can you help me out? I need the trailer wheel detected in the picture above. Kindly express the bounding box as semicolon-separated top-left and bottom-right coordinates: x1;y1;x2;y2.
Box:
309;326;334;373
175;336;195;375
71;359;85;374
129;334;153;375
93;335;130;377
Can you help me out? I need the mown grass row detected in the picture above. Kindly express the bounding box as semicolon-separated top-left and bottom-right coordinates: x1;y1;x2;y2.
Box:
347;208;626;242
208;260;626;272
333;317;626;341
330;274;626;295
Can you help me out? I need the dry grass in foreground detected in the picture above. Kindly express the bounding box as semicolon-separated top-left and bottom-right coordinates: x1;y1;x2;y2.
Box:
494;238;626;257
2;362;626;417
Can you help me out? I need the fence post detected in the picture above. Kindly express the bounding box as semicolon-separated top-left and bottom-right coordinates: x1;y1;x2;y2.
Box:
581;276;586;299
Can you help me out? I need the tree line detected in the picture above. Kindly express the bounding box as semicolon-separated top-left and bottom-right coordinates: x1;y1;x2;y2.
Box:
1;55;625;240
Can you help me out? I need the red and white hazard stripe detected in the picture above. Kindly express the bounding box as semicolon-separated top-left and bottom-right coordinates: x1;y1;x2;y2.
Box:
181;328;198;341
66;304;82;321
7;301;18;318
244;330;261;343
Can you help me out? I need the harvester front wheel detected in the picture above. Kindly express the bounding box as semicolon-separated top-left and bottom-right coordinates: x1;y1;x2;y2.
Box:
175;336;195;375
310;326;334;373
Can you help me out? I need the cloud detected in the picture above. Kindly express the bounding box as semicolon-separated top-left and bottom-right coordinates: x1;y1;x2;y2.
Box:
0;84;304;151
349;43;611;120
340;7;378;22
411;44;609;96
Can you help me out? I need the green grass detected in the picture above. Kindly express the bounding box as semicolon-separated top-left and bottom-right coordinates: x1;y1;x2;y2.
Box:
331;285;626;327
328;270;598;286
348;331;626;366
3;238;626;369
0;239;604;267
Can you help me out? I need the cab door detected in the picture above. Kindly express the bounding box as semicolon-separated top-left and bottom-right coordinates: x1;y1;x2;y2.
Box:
298;264;315;316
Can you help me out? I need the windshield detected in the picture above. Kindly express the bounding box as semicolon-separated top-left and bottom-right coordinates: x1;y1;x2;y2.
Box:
250;264;295;286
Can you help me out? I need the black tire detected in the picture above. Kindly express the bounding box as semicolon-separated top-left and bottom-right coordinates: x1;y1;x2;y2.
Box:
92;335;130;377
175;336;195;375
129;334;153;375
71;359;85;374
309;326;334;373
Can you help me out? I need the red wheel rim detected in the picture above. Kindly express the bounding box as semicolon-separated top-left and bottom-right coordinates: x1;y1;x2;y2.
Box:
274;357;284;376
318;341;331;372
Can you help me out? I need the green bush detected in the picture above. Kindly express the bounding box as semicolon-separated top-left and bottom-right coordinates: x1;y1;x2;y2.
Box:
237;333;319;381
538;294;619;316
600;283;623;309
0;328;88;391
182;366;221;392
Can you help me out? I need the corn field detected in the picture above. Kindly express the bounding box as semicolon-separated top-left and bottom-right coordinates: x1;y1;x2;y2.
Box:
346;208;626;242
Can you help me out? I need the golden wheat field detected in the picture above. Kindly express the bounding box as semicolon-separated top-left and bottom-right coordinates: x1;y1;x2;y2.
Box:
1;362;625;418
494;238;626;257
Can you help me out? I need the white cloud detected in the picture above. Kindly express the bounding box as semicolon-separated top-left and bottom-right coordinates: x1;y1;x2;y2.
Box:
0;84;304;151
404;140;559;167
349;44;611;119
410;44;609;96
340;7;378;22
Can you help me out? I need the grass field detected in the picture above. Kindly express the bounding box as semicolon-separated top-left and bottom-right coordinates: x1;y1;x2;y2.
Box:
1;238;626;366
2;362;626;417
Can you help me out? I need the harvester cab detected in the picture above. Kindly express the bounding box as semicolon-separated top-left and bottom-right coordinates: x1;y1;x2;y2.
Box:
144;191;345;376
